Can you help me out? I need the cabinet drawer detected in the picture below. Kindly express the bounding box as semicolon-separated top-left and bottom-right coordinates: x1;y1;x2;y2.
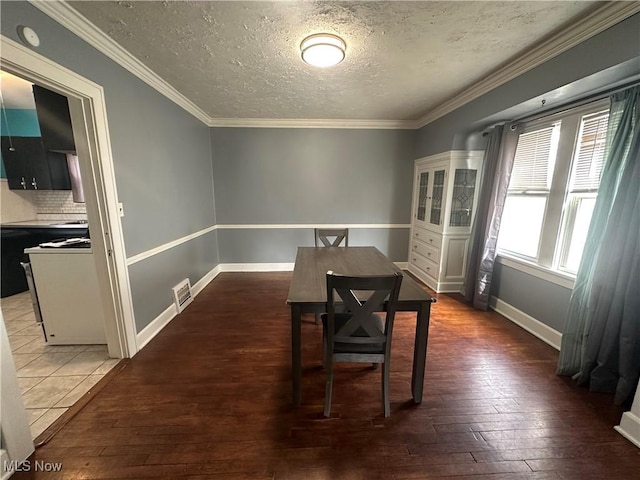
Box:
411;241;439;263
412;228;442;249
410;252;439;278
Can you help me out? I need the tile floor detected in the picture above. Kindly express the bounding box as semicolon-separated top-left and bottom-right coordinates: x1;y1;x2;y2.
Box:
1;291;119;439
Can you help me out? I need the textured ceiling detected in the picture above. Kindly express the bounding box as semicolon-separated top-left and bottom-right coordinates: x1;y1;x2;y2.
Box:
67;1;600;122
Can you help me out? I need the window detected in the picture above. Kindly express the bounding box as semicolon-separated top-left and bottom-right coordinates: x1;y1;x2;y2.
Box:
557;111;609;273
497;102;610;276
499;125;560;258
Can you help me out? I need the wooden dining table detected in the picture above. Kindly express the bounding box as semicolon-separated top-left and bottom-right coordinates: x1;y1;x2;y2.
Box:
286;246;436;406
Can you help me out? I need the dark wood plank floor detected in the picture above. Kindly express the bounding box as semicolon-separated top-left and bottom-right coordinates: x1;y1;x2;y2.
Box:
13;272;640;479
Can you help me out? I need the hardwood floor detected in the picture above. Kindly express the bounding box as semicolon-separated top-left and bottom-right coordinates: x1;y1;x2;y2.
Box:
12;272;640;479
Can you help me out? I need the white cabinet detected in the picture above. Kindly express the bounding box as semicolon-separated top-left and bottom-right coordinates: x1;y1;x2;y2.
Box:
408;151;483;293
25;247;107;345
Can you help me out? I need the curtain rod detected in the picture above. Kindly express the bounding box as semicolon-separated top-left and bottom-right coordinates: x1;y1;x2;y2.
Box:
514;79;640;126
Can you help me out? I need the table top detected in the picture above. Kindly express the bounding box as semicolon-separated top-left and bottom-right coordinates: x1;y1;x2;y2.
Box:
287;246;434;305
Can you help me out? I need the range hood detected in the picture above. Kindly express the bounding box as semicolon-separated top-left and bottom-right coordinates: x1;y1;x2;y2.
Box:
66;154;85;203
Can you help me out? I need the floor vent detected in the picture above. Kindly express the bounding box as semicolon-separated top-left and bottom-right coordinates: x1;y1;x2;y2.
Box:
172;279;193;313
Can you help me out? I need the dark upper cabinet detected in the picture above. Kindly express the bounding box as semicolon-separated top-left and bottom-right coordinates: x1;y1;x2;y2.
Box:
32;85;76;153
1;136;70;190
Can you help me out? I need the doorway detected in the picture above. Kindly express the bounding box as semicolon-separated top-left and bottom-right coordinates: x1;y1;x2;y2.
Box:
0;36;137;442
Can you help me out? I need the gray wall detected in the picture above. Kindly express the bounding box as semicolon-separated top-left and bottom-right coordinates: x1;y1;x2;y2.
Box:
1;2;219;332
492;263;572;332
211;128;415;262
416;13;640;331
128;230;219;329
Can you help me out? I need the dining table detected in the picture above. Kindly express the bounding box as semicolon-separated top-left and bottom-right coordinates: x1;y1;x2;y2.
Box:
286;246;436;406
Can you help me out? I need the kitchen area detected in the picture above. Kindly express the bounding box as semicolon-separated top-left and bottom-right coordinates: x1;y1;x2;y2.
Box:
1;70;118;439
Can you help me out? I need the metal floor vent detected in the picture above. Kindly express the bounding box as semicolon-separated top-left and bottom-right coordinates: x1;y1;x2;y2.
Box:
172;279;193;313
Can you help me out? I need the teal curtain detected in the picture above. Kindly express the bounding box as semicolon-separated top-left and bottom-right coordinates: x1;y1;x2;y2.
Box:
557;86;640;405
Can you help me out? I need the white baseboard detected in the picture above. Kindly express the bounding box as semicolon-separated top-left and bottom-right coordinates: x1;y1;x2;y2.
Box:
615;411;640;448
489;296;562;350
218;263;295;272
191;265;222;296
135;303;176;351
218;261;408;272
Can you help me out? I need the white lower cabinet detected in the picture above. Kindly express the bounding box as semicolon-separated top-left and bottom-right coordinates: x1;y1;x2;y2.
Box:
25;247;107;345
409;229;470;292
408;151;483;293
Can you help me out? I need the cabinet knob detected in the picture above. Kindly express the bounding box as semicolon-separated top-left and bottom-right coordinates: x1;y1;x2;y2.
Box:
429;238;433;243
427;252;431;256
413;245;417;249
415;233;419;237
20;177;27;189
31;178;38;190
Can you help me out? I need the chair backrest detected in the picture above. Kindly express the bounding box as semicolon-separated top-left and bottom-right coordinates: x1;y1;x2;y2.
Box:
315;228;349;247
325;271;403;353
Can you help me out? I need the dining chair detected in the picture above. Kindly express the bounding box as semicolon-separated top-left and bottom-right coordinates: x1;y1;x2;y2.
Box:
313;228;349;324
314;228;349;247
321;270;403;418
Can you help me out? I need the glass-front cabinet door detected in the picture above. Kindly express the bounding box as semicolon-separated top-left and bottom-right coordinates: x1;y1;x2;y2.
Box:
414;164;448;232
449;168;478;227
416;170;429;222
429;169;446;226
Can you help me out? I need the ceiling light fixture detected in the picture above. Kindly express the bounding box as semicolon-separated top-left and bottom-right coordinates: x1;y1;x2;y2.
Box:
300;34;346;68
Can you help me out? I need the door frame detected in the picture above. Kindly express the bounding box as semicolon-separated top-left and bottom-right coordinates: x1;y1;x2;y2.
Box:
1;35;137;358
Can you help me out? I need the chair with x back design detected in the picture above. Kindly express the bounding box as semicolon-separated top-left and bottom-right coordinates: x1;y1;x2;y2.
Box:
321;270;403;418
314;228;349;248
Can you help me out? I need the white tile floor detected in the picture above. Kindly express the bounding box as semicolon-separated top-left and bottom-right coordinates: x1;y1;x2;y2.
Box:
2;291;120;439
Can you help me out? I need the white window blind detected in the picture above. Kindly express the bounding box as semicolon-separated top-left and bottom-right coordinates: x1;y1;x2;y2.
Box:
509;126;557;191
569;111;609;192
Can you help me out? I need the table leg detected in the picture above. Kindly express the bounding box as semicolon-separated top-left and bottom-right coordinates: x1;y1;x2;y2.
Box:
291;303;302;406
411;302;430;403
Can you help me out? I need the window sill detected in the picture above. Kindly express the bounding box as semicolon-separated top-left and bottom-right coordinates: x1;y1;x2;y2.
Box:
495;254;575;289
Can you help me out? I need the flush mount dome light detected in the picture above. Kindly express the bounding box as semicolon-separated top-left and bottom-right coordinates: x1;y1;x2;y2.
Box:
300;33;346;68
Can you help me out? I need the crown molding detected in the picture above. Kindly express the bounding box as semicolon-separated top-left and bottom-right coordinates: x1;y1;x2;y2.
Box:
29;0;211;125
415;1;640;129
208;117;417;129
30;1;639;131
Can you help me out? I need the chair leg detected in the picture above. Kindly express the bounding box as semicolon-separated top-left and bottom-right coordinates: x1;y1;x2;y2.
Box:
322;329;327;368
382;359;390;418
324;358;334;417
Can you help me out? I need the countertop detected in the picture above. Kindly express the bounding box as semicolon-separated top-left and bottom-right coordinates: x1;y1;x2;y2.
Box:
1;219;88;229
25;246;93;254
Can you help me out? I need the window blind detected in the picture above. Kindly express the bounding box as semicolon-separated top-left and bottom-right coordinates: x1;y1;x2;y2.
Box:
569;111;609;192
509;126;556;191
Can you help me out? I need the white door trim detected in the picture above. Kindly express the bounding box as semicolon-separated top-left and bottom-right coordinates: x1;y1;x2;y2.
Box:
1;314;34;472
1;35;137;358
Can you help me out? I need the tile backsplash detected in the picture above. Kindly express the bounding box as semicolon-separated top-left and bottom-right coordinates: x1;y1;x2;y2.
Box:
33;191;86;220
1;180;87;223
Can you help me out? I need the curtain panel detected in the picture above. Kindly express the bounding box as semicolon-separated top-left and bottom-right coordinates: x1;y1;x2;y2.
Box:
463;124;522;310
557;86;640;406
